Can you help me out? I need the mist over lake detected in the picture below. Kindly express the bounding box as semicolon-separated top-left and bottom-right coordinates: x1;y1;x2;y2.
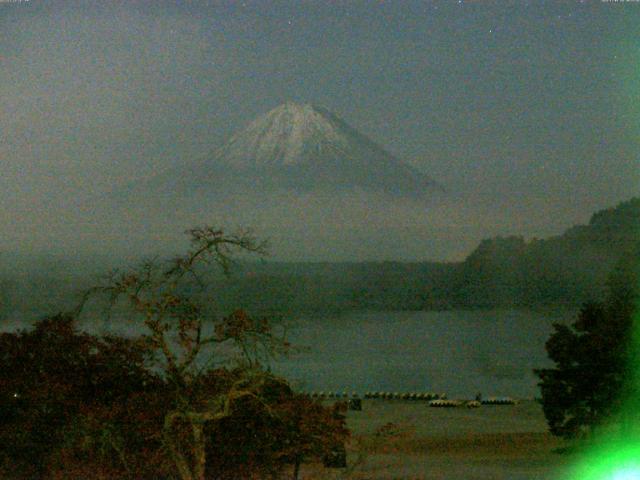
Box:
271;309;574;399
1;295;572;400
75;308;577;399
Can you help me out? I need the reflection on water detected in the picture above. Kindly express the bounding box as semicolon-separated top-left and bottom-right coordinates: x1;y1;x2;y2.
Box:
271;309;575;399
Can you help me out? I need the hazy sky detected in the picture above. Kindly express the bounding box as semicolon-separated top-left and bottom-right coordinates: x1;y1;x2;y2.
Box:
1;0;638;261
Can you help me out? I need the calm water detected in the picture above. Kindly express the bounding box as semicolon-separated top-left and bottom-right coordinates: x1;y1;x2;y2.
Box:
270;309;575;399
5;307;574;400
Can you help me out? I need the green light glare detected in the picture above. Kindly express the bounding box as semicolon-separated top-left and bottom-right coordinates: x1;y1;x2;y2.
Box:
611;467;640;480
565;296;640;479
568;441;640;480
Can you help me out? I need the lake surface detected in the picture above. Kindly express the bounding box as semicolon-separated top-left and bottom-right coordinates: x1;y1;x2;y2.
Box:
3;307;575;400
270;309;575;399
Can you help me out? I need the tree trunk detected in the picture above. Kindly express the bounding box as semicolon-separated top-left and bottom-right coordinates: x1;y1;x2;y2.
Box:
292;458;301;480
163;391;255;480
192;421;207;480
163;414;194;480
164;411;208;480
620;408;631;439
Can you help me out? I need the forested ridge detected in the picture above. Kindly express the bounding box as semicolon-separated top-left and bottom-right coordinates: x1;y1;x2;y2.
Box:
176;197;640;314
1;197;637;320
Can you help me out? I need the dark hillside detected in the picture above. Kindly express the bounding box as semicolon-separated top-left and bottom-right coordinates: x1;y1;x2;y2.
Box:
451;197;639;307
0;198;637;322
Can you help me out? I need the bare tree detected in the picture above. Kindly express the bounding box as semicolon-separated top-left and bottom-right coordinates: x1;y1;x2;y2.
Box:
77;226;290;480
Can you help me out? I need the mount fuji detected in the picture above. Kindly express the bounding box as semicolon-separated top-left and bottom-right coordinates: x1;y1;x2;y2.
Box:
123;102;442;201
85;103;449;260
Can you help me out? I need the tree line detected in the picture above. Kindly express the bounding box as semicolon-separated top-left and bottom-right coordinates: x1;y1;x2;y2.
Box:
2;198;636;320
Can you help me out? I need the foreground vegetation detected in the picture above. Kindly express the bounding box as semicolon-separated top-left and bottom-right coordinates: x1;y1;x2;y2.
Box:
0;227;348;479
535;243;640;441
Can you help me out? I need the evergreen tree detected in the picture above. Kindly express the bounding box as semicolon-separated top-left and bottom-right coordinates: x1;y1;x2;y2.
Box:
534;246;640;439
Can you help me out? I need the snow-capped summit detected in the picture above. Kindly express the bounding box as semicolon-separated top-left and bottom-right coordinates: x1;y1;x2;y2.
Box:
218;102;346;169
191;102;441;196
115;102;441;201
